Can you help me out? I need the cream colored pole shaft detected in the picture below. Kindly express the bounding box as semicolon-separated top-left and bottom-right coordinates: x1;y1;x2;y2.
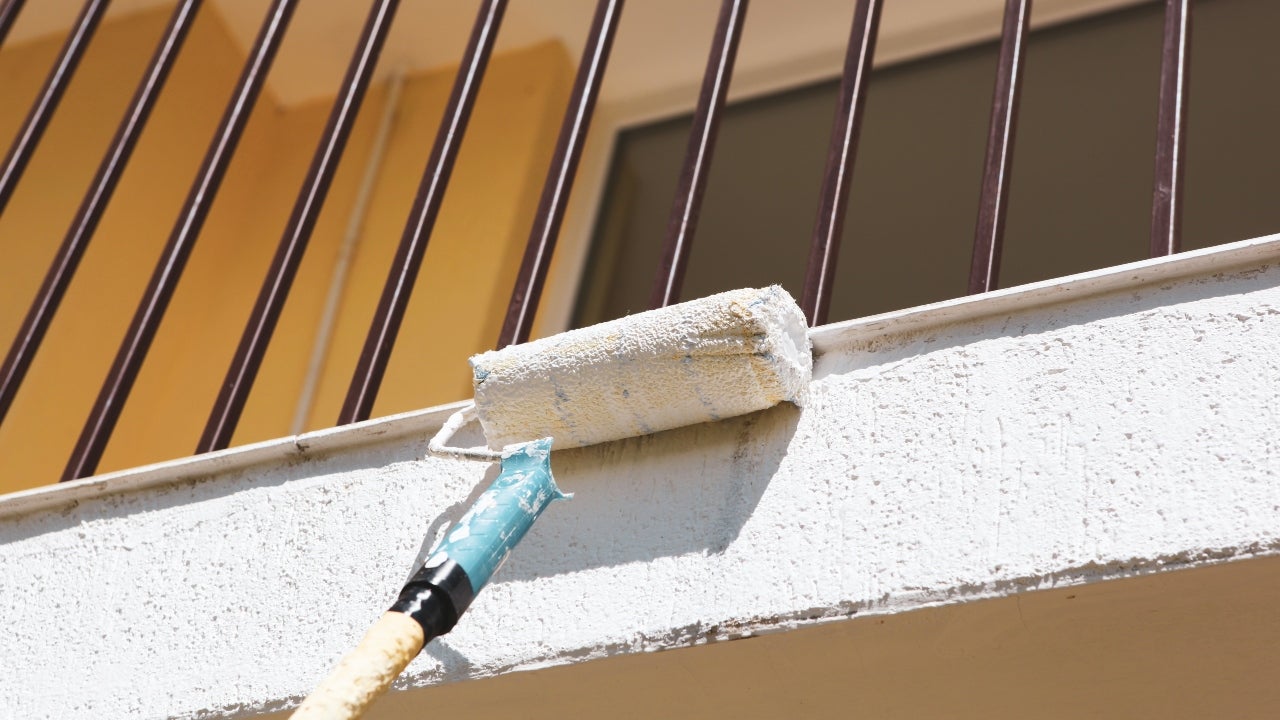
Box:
292;612;425;720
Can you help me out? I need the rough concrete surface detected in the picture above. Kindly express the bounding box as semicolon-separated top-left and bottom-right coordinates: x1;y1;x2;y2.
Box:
2;242;1279;718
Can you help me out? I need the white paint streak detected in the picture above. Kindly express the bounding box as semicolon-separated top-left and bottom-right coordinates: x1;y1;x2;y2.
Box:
2;239;1280;718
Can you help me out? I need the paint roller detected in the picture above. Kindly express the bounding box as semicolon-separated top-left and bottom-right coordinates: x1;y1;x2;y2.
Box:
291;285;813;719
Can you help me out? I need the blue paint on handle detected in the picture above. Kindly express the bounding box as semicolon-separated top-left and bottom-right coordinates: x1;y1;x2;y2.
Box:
430;437;569;593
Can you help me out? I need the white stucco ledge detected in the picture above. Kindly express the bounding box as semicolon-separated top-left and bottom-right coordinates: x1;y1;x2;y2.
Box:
4;234;1280;718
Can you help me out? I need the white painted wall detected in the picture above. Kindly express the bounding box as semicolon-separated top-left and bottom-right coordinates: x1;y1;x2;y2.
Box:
2;236;1279;719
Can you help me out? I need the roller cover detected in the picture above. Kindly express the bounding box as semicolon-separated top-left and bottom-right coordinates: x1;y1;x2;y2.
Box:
471;285;812;450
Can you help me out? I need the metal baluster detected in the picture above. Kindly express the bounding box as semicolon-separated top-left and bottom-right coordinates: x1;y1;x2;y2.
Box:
967;0;1032;295
200;0;400;452
0;0;28;50
338;0;509;424
496;0;624;348
799;0;882;326
0;0;201;431
1150;0;1191;257
650;0;748;309
0;0;109;215
63;0;297;480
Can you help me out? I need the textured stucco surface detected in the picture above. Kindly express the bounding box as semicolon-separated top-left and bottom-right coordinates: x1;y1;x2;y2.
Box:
2;245;1280;718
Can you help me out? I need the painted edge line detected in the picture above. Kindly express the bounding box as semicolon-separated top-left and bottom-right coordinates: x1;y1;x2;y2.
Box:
811;232;1280;356
0;400;471;520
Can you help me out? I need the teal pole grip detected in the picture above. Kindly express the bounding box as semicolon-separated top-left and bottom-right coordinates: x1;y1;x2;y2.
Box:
428;437;569;594
390;437;568;641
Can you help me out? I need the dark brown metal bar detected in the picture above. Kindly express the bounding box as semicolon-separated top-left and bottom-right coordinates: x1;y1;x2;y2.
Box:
1150;0;1191;257
967;0;1032;295
0;0;200;432
649;0;748;309
63;0;297;481
799;0;882;326
337;0;509;425
0;0;109;216
496;0;624;348
0;0;27;50
199;0;400;452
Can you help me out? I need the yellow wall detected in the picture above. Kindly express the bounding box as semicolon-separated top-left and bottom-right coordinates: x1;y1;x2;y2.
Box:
287;36;572;431
0;5;571;492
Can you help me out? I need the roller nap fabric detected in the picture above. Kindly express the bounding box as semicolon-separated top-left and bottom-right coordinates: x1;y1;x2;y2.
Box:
470;285;812;450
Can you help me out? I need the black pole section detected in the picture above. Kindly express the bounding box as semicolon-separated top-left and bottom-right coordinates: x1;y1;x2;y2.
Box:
1150;0;1191;258
0;0;110;216
0;0;200;432
199;0;400;453
649;0;748;309
967;0;1031;295
389;558;475;640
63;0;298;481
338;0;508;425
496;0;624;348
0;0;27;50
798;0;882;327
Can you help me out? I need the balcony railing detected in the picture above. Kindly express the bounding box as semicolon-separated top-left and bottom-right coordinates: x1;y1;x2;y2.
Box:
0;0;1194;482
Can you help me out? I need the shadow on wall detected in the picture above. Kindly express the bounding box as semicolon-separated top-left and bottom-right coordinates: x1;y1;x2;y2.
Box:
3;397;801;589
466;401;803;585
416;402;802;680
